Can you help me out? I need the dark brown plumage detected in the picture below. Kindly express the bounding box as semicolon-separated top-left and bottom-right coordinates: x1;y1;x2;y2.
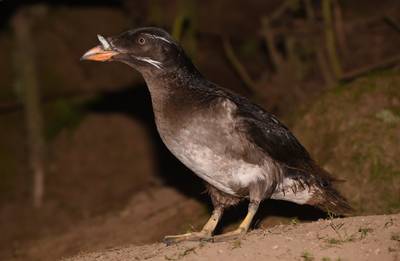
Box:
81;27;352;243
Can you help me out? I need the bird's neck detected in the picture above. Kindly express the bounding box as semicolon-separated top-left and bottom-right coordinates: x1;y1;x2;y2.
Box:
142;64;205;130
143;64;202;107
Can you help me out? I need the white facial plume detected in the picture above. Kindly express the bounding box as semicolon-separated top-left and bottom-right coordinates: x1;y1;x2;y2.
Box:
97;34;111;50
135;56;163;69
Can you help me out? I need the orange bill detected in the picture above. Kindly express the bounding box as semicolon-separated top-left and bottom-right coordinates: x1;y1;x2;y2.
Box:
81;46;118;62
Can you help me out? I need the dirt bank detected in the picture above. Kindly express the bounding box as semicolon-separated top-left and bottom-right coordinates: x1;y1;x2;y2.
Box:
68;213;400;261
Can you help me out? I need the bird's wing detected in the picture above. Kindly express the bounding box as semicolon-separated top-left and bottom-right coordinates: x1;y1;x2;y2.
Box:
218;93;312;170
196;83;337;186
196;82;312;171
214;95;351;213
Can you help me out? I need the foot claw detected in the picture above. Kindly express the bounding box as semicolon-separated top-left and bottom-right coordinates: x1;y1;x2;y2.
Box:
163;232;211;245
211;229;246;242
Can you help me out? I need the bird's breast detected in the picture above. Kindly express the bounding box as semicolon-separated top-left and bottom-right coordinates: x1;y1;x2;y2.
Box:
155;109;270;196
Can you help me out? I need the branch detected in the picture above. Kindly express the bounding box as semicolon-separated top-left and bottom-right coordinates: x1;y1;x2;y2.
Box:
340;54;400;82
261;17;285;72
304;0;335;86
333;0;348;54
304;0;315;21
269;0;298;21
383;15;400;34
222;37;258;93
322;0;343;79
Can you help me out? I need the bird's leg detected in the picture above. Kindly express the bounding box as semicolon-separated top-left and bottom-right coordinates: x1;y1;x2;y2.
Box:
163;207;223;244
212;201;259;242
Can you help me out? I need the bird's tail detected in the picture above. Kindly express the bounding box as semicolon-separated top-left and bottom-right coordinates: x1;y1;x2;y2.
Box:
308;184;353;216
282;162;353;215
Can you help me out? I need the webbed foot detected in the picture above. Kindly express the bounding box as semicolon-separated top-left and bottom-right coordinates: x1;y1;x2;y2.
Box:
210;228;246;242
163;231;212;245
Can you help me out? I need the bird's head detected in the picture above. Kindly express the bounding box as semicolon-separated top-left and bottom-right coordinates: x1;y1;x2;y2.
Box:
81;27;184;75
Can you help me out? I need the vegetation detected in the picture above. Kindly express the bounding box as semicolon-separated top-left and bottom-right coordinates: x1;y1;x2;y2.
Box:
301;251;315;261
293;69;400;214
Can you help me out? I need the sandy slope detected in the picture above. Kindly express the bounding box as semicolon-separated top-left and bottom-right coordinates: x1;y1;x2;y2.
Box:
68;213;400;261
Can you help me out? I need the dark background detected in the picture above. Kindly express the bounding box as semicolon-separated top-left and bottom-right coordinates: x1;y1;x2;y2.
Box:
0;0;399;260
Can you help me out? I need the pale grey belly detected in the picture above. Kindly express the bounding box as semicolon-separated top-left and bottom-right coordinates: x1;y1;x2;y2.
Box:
155;105;272;198
159;129;268;196
175;142;267;195
168;138;315;203
158;126;314;203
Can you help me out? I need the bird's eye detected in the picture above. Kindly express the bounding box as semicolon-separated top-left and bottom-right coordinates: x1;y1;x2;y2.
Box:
138;37;146;45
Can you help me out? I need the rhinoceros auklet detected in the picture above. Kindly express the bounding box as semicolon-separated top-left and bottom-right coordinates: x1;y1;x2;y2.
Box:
82;27;351;243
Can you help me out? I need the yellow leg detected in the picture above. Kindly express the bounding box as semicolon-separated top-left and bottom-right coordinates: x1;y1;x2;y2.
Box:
212;201;259;242
201;207;223;234
163;207;223;244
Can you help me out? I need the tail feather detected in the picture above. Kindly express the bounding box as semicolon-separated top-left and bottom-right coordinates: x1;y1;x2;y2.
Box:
308;185;353;215
285;161;353;215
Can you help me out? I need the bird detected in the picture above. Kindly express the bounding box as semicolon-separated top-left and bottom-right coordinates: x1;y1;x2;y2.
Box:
81;27;352;243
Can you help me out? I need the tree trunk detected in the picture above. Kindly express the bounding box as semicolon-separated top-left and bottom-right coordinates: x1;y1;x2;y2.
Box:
12;8;46;208
304;0;335;86
322;0;343;80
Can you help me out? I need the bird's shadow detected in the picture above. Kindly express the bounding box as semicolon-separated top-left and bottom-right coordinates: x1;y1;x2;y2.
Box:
85;85;327;231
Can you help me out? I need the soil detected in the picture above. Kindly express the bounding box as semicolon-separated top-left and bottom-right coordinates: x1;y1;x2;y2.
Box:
8;187;207;261
67;213;400;261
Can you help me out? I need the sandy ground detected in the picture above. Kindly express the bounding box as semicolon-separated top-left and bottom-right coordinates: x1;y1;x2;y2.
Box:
67;213;400;261
8;187;206;261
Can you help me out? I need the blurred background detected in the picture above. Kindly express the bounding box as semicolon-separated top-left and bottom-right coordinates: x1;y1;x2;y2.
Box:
1;0;400;260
